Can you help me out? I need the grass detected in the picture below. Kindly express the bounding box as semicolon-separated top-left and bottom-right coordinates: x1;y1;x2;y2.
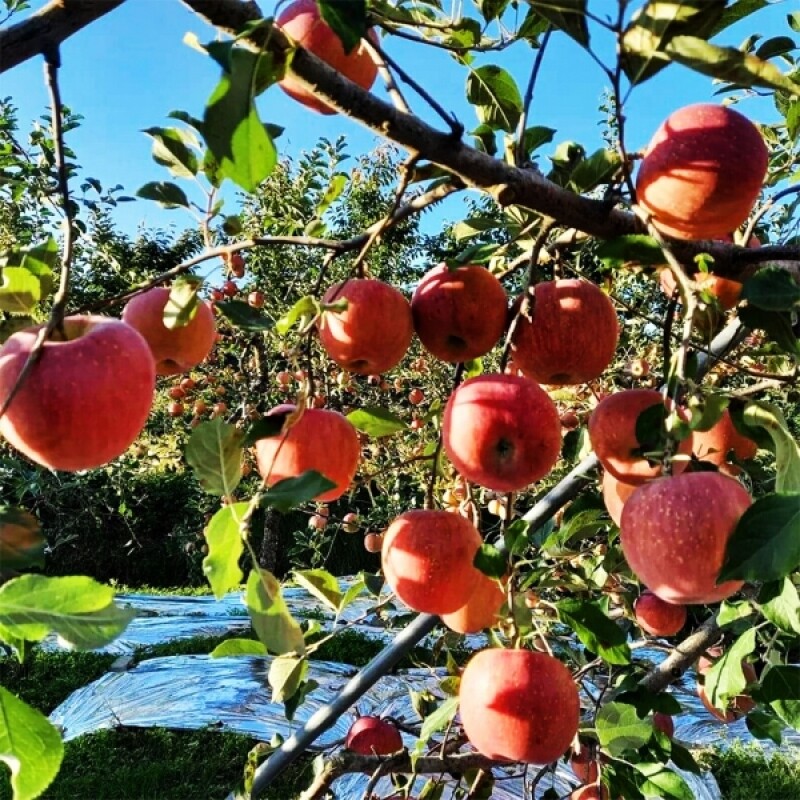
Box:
702;744;800;800
0;727;312;800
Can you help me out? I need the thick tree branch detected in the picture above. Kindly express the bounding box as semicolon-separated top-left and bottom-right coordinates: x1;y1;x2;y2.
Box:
0;0;127;72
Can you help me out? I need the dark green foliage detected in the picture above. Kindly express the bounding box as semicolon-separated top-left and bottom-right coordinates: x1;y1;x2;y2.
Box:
0;727;311;800
703;744;800;800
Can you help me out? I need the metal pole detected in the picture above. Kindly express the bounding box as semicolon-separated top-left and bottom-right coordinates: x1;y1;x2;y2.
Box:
245;320;746;797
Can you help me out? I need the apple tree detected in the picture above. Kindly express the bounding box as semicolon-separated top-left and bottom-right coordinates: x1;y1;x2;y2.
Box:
1;2;800;799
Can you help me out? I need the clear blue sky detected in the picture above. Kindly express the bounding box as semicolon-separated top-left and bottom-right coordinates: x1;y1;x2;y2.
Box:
2;0;794;236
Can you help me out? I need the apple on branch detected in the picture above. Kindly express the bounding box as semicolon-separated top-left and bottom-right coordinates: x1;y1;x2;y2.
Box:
0;316;156;471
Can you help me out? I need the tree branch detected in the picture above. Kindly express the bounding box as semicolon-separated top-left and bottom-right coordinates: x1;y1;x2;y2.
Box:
0;0;127;72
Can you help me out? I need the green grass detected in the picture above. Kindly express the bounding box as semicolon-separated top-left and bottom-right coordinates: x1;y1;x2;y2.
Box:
703;744;800;800
0;727;312;800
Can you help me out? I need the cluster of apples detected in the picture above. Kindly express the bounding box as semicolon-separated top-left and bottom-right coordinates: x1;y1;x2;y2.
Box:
0;286;217;472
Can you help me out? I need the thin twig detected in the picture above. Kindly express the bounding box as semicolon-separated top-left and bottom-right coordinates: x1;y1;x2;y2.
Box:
742;184;800;245
514;26;553;166
362;38;411;114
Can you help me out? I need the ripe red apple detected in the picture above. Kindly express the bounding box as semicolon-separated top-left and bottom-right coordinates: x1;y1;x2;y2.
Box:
636;104;768;241
342;512;359;533
442;374;561;492
653;712;674;738
248;291;265;308
276;0;379;115
169;386;186;400
364;532;383;553
620;473;751;604
693;409;758;471
254;405;360;502
226;252;246;278
180;377;196;391
601;470;637;527
588;389;693;485
509;280;619;385
122;287;216;376
168;401;185;418
222;280;238;298
571;785;609;800
0;316;155;471
441;573;507;634
381;509;482;615
318;279;413;375
634;590;687;637
459;648;580;764
411;263;508;362
345;716;403;755
570;743;601;784
193;399;208;415
696;647;757;723
408;388;424;405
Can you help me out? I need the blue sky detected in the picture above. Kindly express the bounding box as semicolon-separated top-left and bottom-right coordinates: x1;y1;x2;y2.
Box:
2;0;795;236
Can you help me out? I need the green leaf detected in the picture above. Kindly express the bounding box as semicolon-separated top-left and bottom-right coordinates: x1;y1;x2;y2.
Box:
17;237;57;297
529;0;589;46
741;266;800;311
703;628;756;710
771;698;800;730
717;599;754;627
202;503;248;599
621;1;726;85
756;36;797;61
720;494;800;583
268;654;308;704
474;543;507;579
275;295;319;335
292;569;341;613
543;508;607;553
739;305;800;358
521;125;556;159
0;267;40;314
596;702;652;756
216;300;273;332
746;708;784;744
185;418;244;497
211;637;267;657
595;235;664;269
569;148;622;192
339;577;366;612
418;696;459;746
758;578;800;634
711;0;770;35
463;357;483;379
0;686;63;800
0;506;44;570
163;276;202;330
315;173;348;217
478;0;510;22
136;181;190;208
666;36;800;96
243;414;288;447
556;598;631;665
687;393;729;433
346;406;405;438
283;677;318;722
465;65;523;133
0;575;134;650
143;126;199;178
203;48;278;193
261;471;337;513
246;568;305;655
635;763;694;800
760;665;800;701
317;0;367;53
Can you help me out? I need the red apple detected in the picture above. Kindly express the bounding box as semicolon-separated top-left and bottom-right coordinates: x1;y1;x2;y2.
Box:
226;252;245;278
0;316;155;471
411;263;508;362
168;401;185;418
441;573;507;634
442;374;561;492
180;377;196;391
318;279;413;375
570;743;601;784
693;409;758;471
653;712;674;738
696;647;757;723
634;591;687;637
459;648;580;764
276;0;379;115
636;104;768;241
168;386;186;400
248;291;265;308
509;280;619;386
571;785;609;800
342;512;359;533
345;716;403;755
364;532;383;553
588;390;693;485
254;405;360;502
620;473;751;604
222;280;238;298
601;471;637;527
381;509;482;615
122;287;216;376
408;388;424;405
